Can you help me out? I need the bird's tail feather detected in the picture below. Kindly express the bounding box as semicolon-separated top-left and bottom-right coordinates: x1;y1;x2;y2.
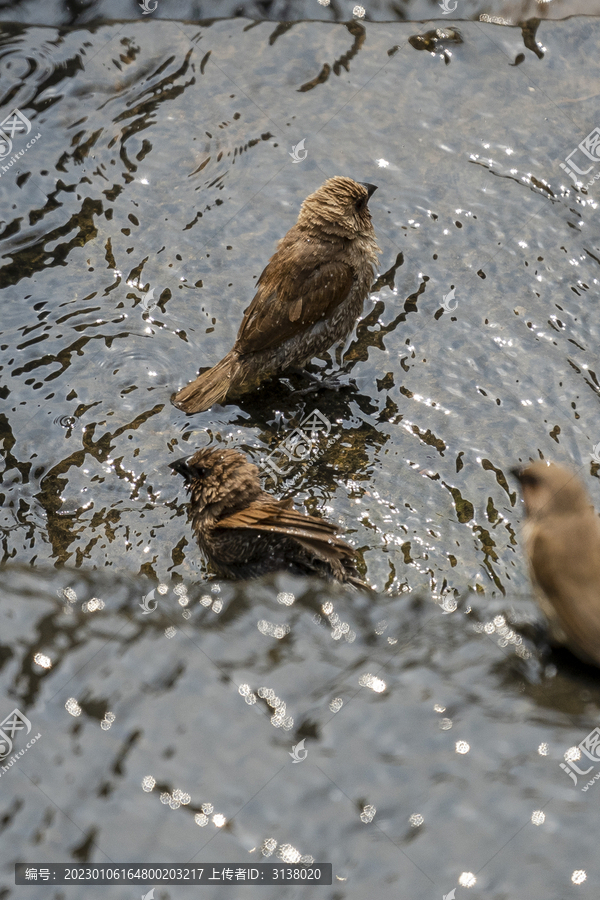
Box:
171;351;236;413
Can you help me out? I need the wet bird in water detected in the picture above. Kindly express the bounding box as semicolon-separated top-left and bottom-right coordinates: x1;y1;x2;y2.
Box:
172;177;380;413
512;460;600;667
170;447;367;587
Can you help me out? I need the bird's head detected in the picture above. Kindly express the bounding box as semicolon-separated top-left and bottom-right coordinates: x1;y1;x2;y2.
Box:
299;176;378;238
170;447;262;518
511;460;591;518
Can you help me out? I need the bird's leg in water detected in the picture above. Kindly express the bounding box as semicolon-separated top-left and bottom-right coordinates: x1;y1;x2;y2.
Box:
287;366;357;398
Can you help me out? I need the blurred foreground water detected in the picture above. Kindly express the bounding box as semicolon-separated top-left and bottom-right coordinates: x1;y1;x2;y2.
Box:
2;566;600;900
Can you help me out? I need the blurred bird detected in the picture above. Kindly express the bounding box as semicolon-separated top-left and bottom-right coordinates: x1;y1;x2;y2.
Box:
512;460;600;667
172;176;380;413
170;447;367;587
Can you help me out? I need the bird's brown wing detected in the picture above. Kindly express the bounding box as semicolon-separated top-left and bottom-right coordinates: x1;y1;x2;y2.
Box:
235;237;354;354
216;499;354;552
217;499;368;588
529;513;600;665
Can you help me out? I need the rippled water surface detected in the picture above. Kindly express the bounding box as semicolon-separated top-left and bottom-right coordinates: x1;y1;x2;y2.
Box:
2;10;600;900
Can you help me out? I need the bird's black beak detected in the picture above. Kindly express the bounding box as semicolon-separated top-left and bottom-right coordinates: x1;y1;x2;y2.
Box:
510;466;524;482
360;182;378;199
169;456;198;485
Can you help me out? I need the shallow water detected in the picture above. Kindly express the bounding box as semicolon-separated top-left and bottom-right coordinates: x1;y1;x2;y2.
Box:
2;0;600;25
1;9;600;900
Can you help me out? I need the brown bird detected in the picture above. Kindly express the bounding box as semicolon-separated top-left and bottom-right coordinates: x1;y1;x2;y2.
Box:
512;460;600;667
172;176;380;413
170;447;367;587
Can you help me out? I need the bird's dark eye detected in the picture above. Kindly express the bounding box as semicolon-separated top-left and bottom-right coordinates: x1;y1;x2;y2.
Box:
193;465;208;478
520;473;540;487
355;196;367;212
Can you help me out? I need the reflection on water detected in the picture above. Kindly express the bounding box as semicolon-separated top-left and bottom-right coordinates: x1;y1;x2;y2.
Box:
1;11;600;899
